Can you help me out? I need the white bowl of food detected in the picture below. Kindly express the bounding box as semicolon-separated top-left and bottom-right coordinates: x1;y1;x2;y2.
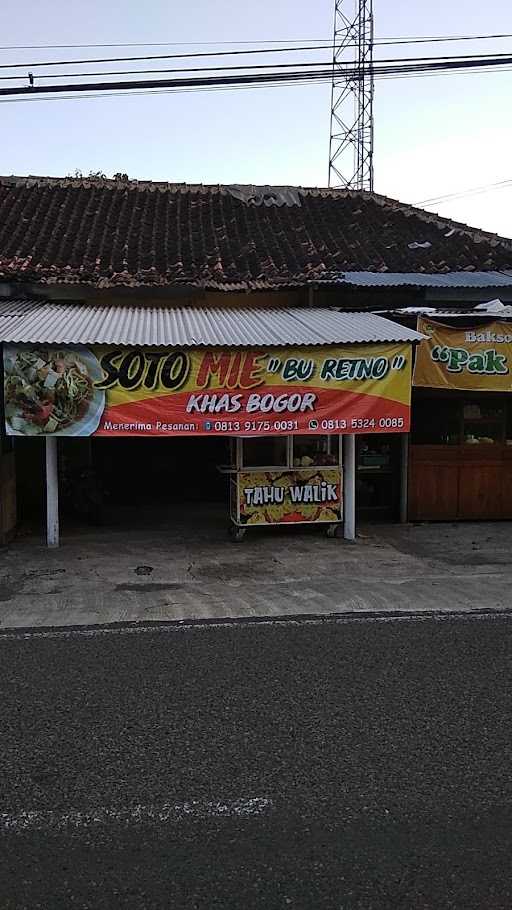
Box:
4;347;106;436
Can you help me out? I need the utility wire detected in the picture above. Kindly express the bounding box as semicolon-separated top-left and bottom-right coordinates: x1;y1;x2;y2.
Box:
0;44;336;70
0;68;340;95
0;79;335;104
2;60;511;106
416;180;512;206
379;64;512;82
2;54;512;98
4;42;512;73
0;60;344;82
1;31;512;51
3;49;512;83
373;32;512;45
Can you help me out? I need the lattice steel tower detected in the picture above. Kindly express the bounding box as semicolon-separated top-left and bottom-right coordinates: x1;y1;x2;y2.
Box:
328;0;374;190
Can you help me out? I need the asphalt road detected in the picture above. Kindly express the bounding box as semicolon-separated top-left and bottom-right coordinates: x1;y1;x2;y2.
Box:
0;612;511;909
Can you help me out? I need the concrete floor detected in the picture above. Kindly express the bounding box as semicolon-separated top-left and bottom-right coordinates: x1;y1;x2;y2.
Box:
1;504;511;629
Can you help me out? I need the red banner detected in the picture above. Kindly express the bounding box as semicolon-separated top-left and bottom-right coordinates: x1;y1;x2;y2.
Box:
4;343;412;437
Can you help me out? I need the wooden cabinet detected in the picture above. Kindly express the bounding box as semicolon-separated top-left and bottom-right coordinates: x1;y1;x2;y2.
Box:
409;463;458;521
458;465;502;519
409;445;512;521
409;446;459;520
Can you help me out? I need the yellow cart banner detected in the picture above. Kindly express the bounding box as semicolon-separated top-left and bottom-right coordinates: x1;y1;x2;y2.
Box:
237;468;343;525
4;342;412;437
414;318;512;392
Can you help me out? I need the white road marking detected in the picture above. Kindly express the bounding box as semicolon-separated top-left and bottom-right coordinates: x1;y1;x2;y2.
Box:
0;798;273;833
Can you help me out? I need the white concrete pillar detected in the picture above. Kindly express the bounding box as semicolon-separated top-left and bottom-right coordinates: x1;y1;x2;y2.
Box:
343;433;356;541
45;436;59;548
400;433;409;524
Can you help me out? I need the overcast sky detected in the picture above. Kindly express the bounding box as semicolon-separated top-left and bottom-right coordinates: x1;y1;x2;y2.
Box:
1;0;511;238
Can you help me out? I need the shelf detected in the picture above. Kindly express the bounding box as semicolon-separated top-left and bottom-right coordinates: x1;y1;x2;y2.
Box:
464;418;503;424
357;503;396;515
358;467;393;474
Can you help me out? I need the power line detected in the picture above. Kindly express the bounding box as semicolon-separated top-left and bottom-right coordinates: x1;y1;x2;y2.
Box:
2;53;512;99
3;49;512;84
1;31;512;51
0;44;336;71
0;68;339;95
374;32;512;46
379;64;512;82
0;40;331;51
0;60;337;82
0;50;505;82
415;180;512;206
1;59;511;106
0;79;334;105
4;41;512;73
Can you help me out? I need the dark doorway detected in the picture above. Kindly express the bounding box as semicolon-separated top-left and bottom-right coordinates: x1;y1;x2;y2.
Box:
93;436;230;507
356;434;401;522
15;435;232;536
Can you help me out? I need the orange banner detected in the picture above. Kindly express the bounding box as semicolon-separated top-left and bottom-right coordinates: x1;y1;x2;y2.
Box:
4;342;412;437
414;317;512;392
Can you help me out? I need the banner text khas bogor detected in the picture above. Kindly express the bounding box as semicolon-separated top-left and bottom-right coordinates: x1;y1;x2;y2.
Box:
4;343;412;437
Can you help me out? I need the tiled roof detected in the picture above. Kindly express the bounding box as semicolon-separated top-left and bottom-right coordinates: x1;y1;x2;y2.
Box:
0;300;424;346
0;175;511;290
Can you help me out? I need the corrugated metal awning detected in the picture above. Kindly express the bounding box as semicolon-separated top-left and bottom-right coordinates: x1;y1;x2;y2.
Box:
338;271;512;288
0;300;423;347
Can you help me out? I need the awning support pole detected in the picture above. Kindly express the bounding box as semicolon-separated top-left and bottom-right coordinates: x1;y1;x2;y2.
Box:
343;434;356;541
400;433;409;523
45;437;59;548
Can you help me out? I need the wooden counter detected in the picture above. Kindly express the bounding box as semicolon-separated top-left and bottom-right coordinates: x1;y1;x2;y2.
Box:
409;444;512;521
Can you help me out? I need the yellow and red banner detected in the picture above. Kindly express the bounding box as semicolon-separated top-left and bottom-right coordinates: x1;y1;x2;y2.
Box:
414;317;512;392
4;342;412;437
237;468;342;525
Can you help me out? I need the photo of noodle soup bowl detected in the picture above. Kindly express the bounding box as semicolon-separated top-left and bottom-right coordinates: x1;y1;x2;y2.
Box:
4;347;106;436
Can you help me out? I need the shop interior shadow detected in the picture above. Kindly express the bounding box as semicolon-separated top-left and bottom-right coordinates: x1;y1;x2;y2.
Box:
15;436;232;539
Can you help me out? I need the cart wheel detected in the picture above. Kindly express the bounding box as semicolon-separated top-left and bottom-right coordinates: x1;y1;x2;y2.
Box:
326;523;339;539
229;525;246;543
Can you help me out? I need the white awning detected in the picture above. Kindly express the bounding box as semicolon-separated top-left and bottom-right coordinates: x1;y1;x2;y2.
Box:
0;300;423;347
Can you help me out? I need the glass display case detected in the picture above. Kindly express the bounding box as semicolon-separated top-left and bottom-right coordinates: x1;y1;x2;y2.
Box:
356;435;400;520
242;436;288;468
292;435;339;467
411;398;460;445
462;402;505;445
411;395;510;446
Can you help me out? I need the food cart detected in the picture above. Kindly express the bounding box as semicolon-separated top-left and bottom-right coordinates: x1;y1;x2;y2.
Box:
224;434;343;541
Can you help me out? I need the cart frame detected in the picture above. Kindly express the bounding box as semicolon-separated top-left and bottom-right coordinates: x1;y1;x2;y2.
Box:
226;434;344;541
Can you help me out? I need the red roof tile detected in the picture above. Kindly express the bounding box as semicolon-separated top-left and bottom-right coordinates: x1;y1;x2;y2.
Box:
0;176;510;289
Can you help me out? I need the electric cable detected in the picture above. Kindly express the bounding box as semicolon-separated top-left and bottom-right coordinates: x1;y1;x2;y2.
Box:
0;31;511;51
